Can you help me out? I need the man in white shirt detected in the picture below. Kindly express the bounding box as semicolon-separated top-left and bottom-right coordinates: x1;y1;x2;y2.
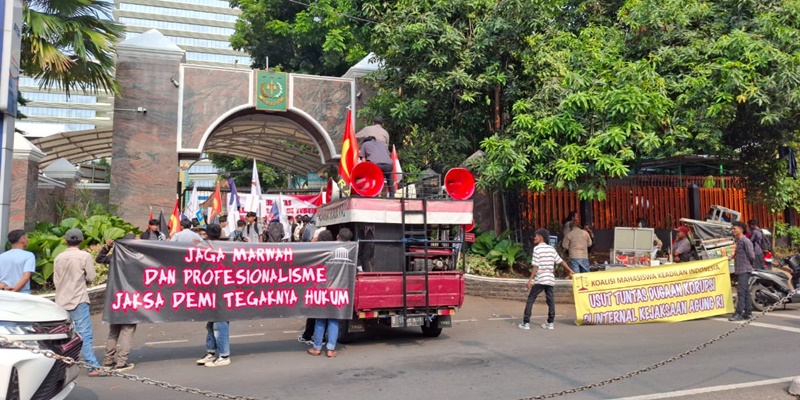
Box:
170;220;203;243
519;229;573;330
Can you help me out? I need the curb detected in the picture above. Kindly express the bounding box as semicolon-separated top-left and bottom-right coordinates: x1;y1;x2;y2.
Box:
464;274;575;304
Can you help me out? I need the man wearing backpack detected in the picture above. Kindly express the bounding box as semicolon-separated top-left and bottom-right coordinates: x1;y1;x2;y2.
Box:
748;219;768;269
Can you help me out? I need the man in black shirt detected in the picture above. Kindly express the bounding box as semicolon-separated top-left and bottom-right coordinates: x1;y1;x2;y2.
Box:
359;136;395;197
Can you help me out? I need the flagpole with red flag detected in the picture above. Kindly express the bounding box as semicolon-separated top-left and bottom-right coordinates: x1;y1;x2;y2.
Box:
209;181;223;223
338;108;358;187
169;196;182;237
391;144;403;194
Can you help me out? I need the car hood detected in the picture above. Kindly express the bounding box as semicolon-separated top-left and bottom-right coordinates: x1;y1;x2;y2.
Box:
0;291;70;323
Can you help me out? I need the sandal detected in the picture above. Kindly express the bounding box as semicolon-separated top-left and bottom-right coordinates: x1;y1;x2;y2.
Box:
326;350;337;358
307;348;322;356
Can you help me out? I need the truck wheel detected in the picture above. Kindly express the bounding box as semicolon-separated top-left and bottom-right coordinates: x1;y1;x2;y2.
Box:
338;320;354;344
421;324;442;338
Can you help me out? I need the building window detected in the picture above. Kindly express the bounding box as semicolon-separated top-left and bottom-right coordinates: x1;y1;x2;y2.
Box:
21;91;97;104
18;106;97;118
186;52;249;64
119;17;235;35
119;4;238;23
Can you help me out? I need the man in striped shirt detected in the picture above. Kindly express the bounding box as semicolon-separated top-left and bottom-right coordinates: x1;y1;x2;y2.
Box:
519;229;574;330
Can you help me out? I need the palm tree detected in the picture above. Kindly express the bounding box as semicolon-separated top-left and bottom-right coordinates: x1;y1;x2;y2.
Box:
21;0;125;96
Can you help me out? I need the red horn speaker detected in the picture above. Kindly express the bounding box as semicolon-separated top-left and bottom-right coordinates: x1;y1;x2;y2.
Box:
444;168;475;200
351;162;385;197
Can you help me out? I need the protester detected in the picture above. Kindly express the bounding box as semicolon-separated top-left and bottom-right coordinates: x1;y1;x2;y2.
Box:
95;234;137;372
243;211;263;243
355;116;389;146
53;229;102;376
562;211;578;235
672;226;693;262
197;223;231;367
307;229;341;358
729;221;755;321
301;216;317;242
358;136;395;197
219;214;230;239
519;229;573;331
229;220;246;242
288;216;298;242
0;230;36;293
266;216;285;242
293;215;306;242
140;218;166;240
170;220;203;243
748;219;766;269
562;221;592;274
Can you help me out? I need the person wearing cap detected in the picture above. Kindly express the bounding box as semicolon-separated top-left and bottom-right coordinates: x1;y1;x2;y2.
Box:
0;230;36;293
53;229;102;376
140;218;166;241
673;226;693;262
95;234;138;372
355;116;389;146
243;211;263;243
519;229;573;331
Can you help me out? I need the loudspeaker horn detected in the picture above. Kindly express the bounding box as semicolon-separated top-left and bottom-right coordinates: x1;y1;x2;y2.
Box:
444;168;475;200
326;178;341;204
350;162;385;197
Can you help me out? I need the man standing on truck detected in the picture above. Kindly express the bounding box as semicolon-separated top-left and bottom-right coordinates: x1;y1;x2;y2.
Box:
519;229;574;330
729;221;755;321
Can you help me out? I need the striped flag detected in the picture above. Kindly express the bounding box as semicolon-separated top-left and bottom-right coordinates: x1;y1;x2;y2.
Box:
338;108;358;186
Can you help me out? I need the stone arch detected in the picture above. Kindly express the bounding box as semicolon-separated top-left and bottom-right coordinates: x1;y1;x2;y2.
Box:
196;107;341;175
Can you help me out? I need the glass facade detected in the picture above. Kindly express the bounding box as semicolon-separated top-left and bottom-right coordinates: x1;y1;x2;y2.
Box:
120;4;238;22
19;106;96;118
120;17;235;35
21;91;98;104
186;52;249;64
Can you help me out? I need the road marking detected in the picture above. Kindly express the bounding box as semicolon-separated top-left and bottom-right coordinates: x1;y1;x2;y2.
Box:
283;330;300;334
611;376;795;399
453;318;479;323
488;317;516;320
145;339;189;346
229;333;265;338
92;345;104;349
761;312;800;320
712;318;800;334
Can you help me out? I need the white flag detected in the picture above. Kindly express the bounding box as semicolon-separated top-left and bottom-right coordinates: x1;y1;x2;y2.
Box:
249;159;263;217
184;182;199;221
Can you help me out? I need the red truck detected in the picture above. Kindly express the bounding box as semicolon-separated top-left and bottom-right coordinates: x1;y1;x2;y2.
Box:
315;168;474;340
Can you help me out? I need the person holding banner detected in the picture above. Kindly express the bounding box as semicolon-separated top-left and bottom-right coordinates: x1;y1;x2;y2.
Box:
729;221;755;321
243;211;263;243
519;229;574;330
307;229;347;358
95;235;137;372
197;223;232;367
140;219;167;241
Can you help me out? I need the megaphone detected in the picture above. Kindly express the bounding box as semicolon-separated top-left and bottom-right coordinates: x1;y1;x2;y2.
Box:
351;162;385;197
326;178;341;203
444;167;475;200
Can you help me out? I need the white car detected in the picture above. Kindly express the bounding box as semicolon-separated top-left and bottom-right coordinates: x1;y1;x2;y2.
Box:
0;291;82;400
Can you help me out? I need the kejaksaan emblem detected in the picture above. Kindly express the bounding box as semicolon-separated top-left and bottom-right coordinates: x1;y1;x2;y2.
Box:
259;78;284;106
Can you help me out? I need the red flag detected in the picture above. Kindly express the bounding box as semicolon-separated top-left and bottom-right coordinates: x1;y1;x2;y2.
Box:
169;197;181;237
391;144;403;193
209;181;223;222
149;207;153;223
338;109;359;186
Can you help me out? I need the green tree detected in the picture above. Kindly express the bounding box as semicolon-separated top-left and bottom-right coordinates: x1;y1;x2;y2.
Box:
230;0;370;75
21;0;125;96
208;154;288;189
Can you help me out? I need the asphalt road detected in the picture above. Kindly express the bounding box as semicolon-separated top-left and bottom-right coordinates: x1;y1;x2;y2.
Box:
65;296;800;400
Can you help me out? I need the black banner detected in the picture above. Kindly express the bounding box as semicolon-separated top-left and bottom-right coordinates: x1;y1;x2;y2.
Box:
102;240;358;324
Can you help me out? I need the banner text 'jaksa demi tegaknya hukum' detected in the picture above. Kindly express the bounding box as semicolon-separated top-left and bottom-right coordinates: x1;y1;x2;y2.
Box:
103;241;357;324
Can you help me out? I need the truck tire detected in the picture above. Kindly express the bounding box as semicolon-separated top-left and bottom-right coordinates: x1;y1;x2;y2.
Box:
338;320;355;344
421;324;442;338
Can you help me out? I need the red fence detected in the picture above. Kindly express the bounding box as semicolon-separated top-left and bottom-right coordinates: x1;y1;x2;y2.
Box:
519;177;785;231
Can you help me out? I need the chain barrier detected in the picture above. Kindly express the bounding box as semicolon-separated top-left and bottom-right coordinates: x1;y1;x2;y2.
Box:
0;335;264;400
519;290;797;400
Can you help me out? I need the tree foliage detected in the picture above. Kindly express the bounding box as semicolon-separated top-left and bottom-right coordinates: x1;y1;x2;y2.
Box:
21;0;125;96
230;0;370;75
208;154;288;189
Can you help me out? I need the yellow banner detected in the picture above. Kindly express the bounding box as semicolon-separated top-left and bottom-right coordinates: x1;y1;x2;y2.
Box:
573;258;733;325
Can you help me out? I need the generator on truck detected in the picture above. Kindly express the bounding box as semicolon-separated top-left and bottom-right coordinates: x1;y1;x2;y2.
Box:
315;162;475;341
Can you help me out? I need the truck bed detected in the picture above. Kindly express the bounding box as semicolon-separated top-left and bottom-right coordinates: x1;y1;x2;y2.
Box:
354;271;465;311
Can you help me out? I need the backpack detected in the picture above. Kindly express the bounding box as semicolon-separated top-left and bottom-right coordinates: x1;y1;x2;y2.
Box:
267;221;285;242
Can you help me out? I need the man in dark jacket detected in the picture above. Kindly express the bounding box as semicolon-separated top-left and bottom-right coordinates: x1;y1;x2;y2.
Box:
95;234;137;372
729;221;755;321
140;219;166;240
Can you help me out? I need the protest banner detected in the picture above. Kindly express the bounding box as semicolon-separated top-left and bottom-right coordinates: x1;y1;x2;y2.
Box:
103;240;357;324
573;258;733;325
